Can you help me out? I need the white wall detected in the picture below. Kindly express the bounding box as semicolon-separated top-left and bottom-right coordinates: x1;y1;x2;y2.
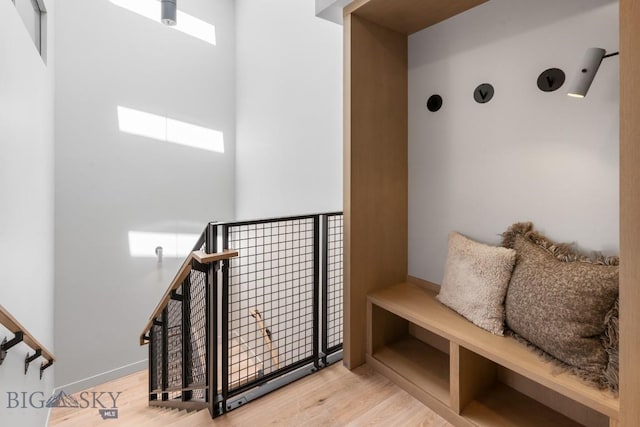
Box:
408;0;619;284
54;0;236;391
315;0;352;25
235;0;343;220
0;0;56;425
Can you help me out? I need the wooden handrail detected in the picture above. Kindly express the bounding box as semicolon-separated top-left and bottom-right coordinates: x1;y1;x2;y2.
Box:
139;249;239;345
0;305;55;363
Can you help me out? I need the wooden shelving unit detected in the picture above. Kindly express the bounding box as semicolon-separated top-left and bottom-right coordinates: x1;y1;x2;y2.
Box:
344;0;640;425
366;282;618;427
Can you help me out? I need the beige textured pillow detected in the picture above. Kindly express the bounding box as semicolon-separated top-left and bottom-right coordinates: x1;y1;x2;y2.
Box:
502;222;619;390
437;232;517;335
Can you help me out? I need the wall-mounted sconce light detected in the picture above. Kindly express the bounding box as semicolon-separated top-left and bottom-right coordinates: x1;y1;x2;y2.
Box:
155;246;163;264
567;48;619;98
161;0;177;26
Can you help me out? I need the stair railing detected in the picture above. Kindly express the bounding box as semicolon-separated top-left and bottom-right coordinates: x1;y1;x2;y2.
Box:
0;305;55;379
140;213;344;417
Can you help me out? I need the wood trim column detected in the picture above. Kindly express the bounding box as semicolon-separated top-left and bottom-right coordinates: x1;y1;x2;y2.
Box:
343;12;408;369
620;1;640;425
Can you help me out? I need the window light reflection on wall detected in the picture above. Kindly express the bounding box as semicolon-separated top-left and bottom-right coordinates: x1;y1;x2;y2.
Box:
109;0;216;45
128;231;199;258
117;106;225;153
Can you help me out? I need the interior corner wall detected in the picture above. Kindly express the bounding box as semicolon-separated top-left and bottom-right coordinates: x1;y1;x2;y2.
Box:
408;0;619;284
235;0;343;220
54;0;236;390
0;0;56;425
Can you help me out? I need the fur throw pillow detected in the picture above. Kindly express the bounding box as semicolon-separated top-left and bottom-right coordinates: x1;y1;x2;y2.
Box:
437;232;516;335
502;222;619;392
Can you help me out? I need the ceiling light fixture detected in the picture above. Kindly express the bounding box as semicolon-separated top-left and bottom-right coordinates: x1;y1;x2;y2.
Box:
161;0;177;26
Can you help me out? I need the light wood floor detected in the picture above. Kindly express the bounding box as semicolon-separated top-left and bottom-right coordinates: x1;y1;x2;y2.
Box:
49;363;453;426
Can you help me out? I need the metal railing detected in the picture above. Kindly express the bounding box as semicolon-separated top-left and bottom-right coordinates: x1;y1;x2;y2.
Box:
141;212;344;417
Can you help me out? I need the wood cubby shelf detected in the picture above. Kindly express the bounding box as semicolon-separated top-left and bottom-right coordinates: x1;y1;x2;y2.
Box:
366;282;619;427
344;0;640;424
373;336;450;404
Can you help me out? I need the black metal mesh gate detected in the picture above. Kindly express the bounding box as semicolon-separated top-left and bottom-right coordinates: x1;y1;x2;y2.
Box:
223;217;319;396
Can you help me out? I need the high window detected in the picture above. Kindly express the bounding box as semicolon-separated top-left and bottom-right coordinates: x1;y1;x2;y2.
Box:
12;0;46;58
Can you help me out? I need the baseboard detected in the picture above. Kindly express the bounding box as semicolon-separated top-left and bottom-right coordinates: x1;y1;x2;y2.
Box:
53;359;148;395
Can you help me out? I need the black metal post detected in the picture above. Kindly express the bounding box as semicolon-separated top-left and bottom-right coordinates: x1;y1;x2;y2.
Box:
205;222;216;255
221;225;230;412
321;215;329;365
149;334;156;401
182;280;193;402
313;216;321;369
162;308;169;401
206;223;219;417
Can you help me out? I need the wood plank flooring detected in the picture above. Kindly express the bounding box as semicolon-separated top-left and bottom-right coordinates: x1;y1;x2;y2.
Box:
49;363;452;426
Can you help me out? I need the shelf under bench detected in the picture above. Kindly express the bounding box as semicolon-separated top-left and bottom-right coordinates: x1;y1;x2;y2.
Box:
366;282;619;427
373;336;450;404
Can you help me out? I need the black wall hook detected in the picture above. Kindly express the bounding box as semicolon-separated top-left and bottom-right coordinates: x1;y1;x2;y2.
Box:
537;68;565;92
474;83;494;104
426;94;443;112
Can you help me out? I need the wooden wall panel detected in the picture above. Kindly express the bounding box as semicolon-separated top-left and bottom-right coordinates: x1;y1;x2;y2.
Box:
344;14;408;369
344;0;488;35
620;1;640;426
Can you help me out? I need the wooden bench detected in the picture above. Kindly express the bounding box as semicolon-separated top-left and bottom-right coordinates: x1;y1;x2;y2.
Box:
366;281;619;427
